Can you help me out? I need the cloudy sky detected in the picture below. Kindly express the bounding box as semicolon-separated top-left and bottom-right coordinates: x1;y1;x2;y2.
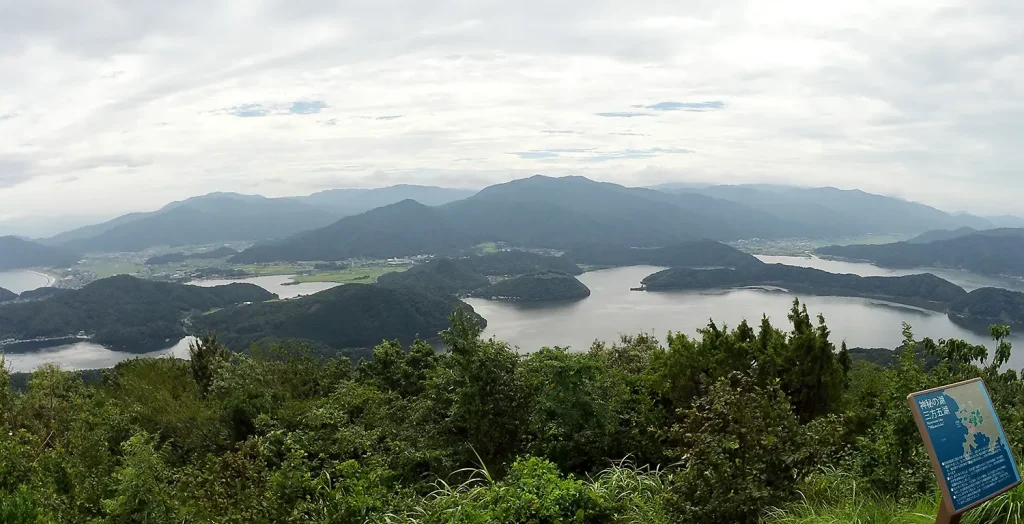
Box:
2;0;1022;233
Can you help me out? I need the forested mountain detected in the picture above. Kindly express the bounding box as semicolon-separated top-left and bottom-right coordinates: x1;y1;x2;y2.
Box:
949;287;1024;328
231;200;473;263
0;236;79;270
232;176;798;263
145;246;239;265
661;184;992;237
817;229;1024;275
193;283;478;353
640;264;967;308
568;240;762;269
0;287;15;302
474;271;591;301
51;194;338;253
42;186;473;254
907;226;978;243
296;184;475;214
0;276;275;351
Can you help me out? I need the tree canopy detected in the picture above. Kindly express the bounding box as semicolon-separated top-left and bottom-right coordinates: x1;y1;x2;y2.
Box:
3;300;1020;522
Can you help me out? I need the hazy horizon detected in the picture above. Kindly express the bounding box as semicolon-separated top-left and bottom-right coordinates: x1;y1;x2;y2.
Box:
2;175;1014;239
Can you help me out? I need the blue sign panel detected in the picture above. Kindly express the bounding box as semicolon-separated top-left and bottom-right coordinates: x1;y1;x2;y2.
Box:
910;379;1021;512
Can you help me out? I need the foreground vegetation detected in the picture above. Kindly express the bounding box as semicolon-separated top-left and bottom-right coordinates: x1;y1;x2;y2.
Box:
3;300;1024;522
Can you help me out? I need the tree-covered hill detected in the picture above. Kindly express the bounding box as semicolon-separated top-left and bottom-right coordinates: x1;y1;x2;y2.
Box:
0;236;79;270
568;240;763;269
0;275;275;351
376;258;491;296
2;302;1020;522
459;250;584;276
0;287;15;302
817;229;1024;275
641;264;968;308
473;270;592;301
192;283;480;353
948;287;1024;329
230;199;473;263
907;226;978;243
144;246;239;265
17;287;73;301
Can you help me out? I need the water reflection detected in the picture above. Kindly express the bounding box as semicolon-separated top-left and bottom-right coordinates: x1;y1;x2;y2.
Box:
188;274;339;299
3;337;194;374
756;255;1024;292
464;265;1024;370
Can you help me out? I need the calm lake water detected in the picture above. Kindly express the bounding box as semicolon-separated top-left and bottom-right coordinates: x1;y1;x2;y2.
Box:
464;263;1024;370
8;257;1024;373
187;274;340;299
3;337;194;373
757;255;1024;292
0;270;54;294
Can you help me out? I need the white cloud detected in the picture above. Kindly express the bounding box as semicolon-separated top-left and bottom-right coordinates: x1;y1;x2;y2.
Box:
1;0;1023;225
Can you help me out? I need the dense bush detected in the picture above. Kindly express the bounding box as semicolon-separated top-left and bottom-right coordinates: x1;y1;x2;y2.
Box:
1;299;1023;522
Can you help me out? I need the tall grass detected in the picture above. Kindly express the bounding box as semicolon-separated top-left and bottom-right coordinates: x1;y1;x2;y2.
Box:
763;469;937;524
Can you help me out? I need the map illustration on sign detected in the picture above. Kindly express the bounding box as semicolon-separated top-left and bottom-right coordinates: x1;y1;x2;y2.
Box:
909;378;1021;513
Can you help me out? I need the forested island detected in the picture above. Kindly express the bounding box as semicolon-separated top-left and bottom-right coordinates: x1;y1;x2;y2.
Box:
473;270;592;302
0;276;275;352
1;303;1020;522
377;251;588;301
192;284;480;357
568;239;763;269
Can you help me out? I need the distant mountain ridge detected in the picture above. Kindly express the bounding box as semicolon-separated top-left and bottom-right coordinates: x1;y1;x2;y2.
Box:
817;229;1024;276
33;177;1014;257
41;185;475;254
231;176;809;263
0;236;79;270
661;184;995;237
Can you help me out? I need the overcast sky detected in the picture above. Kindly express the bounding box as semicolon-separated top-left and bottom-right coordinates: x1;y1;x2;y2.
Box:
2;0;1023;230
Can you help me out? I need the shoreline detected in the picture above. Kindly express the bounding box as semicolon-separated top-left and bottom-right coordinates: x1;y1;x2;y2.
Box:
27;270;57;288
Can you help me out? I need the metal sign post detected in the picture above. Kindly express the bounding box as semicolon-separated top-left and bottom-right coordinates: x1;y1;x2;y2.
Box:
908;378;1021;523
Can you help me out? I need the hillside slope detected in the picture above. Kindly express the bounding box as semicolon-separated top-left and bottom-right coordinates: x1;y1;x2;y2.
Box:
0;276;275;351
193;283;479;353
0;236;79;270
817;229;1024;275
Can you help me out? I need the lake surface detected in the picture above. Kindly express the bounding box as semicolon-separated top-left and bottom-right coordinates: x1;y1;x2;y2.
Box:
9;258;1024;373
188;274;340;299
464;264;1024;370
3;337;194;373
756;255;1024;292
0;270;54;294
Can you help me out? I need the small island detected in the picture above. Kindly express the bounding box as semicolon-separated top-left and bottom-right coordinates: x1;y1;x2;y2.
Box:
473;271;591;302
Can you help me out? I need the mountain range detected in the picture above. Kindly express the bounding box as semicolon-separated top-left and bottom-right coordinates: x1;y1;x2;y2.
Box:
12;176;1011;260
38;185;474;254
817;228;1024;276
657;183;996;236
232;176;993;263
